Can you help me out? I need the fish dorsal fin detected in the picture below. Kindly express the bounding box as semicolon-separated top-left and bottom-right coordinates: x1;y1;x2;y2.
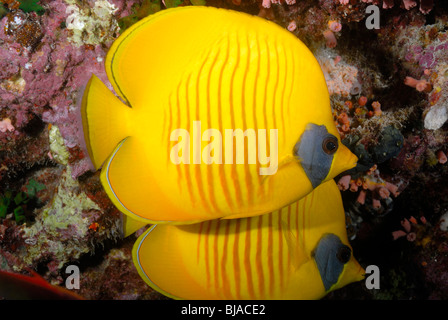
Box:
105;6;234;108
281;220;309;270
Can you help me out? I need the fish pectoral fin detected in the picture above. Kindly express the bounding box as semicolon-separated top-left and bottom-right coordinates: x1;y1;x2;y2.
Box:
281;220;309;270
260;154;296;186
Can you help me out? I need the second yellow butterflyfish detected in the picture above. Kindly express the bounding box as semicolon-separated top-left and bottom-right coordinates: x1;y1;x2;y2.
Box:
132;180;364;299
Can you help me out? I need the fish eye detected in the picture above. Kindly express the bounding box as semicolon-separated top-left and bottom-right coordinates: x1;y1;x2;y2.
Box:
322;136;338;155
336;245;351;264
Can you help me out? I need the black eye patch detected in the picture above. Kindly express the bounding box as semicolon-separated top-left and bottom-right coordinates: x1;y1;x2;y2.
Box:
293;124;337;188
314;233;352;291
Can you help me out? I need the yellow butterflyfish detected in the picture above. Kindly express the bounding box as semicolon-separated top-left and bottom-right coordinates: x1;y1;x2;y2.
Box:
81;6;357;225
132;180;365;300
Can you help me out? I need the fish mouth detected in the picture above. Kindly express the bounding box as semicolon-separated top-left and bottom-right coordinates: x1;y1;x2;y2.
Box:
346;151;358;170
356;261;366;280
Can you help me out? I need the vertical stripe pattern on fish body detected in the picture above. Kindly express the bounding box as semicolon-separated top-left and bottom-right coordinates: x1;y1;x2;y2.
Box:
163;29;296;218
191;195;318;299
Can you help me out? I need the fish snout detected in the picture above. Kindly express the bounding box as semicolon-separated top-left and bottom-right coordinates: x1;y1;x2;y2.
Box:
333;255;365;292
329;143;358;179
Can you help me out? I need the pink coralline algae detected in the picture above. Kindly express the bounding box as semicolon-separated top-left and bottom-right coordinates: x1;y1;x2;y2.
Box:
0;1;114;178
261;0;296;8
381;17;448;130
336;0;434;14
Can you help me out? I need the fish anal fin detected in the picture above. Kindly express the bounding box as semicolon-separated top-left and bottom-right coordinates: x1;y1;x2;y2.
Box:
100;137;183;224
132;225;206;299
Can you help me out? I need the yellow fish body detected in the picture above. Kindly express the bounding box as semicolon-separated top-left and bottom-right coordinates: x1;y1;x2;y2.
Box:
82;6;357;225
132;180;365;300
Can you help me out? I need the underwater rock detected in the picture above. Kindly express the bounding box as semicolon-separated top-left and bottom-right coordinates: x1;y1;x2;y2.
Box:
21;167;103;267
65;0;119;47
48;125;70;165
370;126;404;164
76;242;166;300
343;126;404;176
425;102;448;130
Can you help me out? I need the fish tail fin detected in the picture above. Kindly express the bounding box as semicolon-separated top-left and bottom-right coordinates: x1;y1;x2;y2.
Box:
81;74;132;169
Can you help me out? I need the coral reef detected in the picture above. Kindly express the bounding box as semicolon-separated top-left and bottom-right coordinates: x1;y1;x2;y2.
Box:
64;0;119;47
75;236;166;300
0;0;448;300
0;0;133;293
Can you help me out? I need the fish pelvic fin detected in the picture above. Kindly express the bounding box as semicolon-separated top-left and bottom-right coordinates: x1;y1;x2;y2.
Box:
281;220;309;270
260;154;296;186
81;74;132;170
